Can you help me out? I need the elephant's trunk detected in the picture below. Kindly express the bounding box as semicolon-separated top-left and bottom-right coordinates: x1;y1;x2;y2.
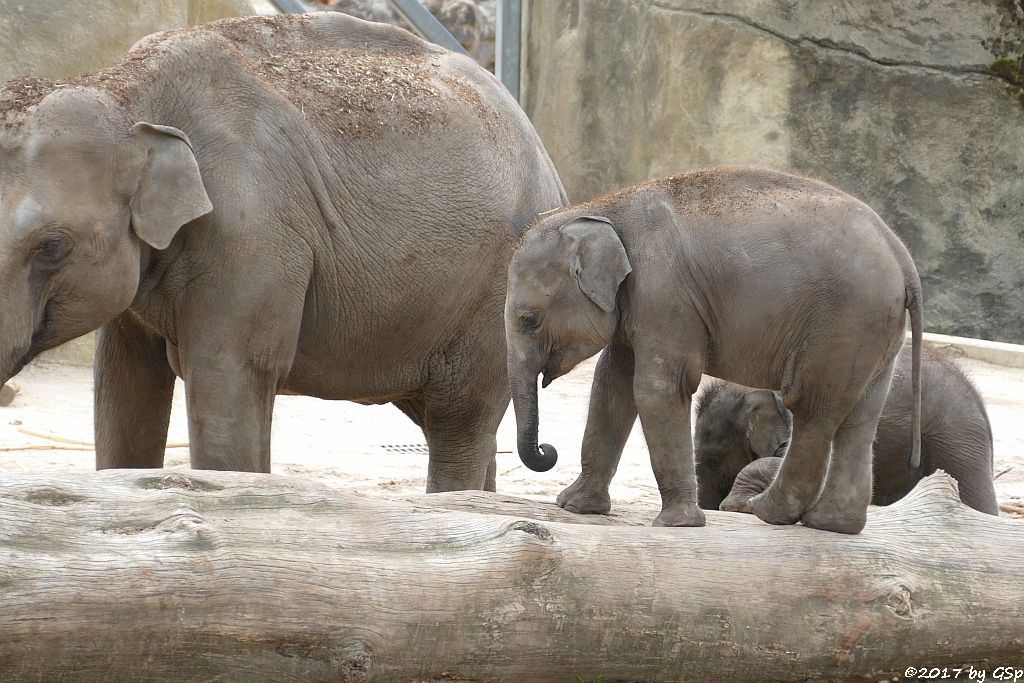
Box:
0;286;37;385
509;367;558;472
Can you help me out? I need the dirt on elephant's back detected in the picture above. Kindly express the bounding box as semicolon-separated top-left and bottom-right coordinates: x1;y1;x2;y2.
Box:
0;77;56;121
252;49;449;139
0;45;164;127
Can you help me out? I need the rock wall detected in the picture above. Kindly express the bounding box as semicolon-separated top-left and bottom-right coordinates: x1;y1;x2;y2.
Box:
522;0;1024;343
0;0;266;82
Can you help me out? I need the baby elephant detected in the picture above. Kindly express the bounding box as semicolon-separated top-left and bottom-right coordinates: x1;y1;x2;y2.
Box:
505;166;923;534
697;346;998;515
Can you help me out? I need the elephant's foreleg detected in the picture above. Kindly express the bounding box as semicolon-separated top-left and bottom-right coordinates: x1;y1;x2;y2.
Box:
95;312;176;469
182;351;284;473
632;347;706;528
177;291;303;473
557;341;637;515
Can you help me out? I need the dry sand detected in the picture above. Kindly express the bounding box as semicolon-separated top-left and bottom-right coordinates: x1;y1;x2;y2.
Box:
1;354;1021;520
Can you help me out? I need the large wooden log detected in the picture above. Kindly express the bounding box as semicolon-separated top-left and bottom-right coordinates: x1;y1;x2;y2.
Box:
0;470;1021;681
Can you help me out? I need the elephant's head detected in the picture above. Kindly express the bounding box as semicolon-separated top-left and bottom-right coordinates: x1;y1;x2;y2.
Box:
0;84;211;381
694;380;792;510
505;215;632;472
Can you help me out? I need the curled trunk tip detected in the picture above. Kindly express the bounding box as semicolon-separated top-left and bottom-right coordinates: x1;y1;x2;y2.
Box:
519;442;558;472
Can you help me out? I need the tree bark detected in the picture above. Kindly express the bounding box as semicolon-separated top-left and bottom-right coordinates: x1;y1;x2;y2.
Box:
0;469;1021;682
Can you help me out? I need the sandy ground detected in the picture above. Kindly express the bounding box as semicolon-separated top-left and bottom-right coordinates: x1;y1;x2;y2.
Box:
1;354;1022;519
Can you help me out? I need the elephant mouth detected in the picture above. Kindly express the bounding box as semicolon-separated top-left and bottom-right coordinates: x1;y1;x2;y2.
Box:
1;343;33;385
772;441;790;458
540;350;564;388
5;301;57;380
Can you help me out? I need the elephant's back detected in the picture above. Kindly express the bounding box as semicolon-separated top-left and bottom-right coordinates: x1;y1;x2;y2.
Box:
199;13;565;231
675;167;906;301
651;165;849;216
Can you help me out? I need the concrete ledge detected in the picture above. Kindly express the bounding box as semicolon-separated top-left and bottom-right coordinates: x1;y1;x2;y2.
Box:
908;331;1024;369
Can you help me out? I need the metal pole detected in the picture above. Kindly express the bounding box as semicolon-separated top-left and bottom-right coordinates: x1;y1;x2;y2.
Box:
269;0;307;13
496;0;521;100
387;0;470;55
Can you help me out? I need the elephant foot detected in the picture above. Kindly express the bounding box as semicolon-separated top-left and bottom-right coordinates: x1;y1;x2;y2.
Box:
719;492;754;513
800;499;867;535
556;477;611;515
721;457;782;514
653;501;706;528
748;488;805;526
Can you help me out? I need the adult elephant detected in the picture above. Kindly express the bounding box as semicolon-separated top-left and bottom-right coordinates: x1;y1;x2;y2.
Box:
0;13;566;491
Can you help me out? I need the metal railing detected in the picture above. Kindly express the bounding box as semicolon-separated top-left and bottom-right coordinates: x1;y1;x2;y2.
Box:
268;0;520;100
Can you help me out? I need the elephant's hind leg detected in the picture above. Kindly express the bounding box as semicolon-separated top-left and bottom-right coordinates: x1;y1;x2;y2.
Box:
422;401;501;493
420;361;507;494
748;409;837;526
395;395;499;492
801;363;896;533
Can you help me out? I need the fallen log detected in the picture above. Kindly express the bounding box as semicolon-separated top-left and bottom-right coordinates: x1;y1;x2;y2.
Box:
0;380;19;407
0;469;1021;681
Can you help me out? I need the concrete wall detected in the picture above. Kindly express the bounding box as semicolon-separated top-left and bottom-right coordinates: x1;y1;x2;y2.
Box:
0;0;268;82
521;0;1024;344
1;0;268;364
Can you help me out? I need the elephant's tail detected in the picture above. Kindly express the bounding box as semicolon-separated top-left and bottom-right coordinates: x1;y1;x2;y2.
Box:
906;273;924;470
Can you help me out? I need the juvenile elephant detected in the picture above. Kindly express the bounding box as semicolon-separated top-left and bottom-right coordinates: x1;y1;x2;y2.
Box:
697;346;998;515
0;13;565;490
505;166;922;534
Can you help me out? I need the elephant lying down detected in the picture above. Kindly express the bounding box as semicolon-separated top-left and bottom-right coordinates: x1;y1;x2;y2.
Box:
504;165;923;534
696;345;998;516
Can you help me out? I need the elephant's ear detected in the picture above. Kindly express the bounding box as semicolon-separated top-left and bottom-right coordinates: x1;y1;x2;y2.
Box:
129;122;212;250
739;389;791;459
559;216;632;313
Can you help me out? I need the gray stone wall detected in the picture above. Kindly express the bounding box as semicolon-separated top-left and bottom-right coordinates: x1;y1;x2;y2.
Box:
522;0;1024;343
0;0;264;82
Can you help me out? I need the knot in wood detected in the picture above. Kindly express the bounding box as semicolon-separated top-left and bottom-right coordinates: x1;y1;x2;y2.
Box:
508;520;553;542
137;472;222;492
885;584;915;619
22;487;85;506
156;509;215;547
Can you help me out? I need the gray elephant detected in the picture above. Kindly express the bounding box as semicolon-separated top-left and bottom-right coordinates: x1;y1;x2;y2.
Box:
505;166;922;534
697;346;998;515
0;13;565;491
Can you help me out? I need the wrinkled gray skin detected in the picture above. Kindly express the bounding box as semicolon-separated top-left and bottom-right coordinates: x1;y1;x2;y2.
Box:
505;167;923;533
701;346;998;515
0;13;565;491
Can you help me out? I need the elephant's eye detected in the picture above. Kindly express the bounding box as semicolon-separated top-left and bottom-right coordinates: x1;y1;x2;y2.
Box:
706;455;721;472
33;235;69;265
519;311;543;334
